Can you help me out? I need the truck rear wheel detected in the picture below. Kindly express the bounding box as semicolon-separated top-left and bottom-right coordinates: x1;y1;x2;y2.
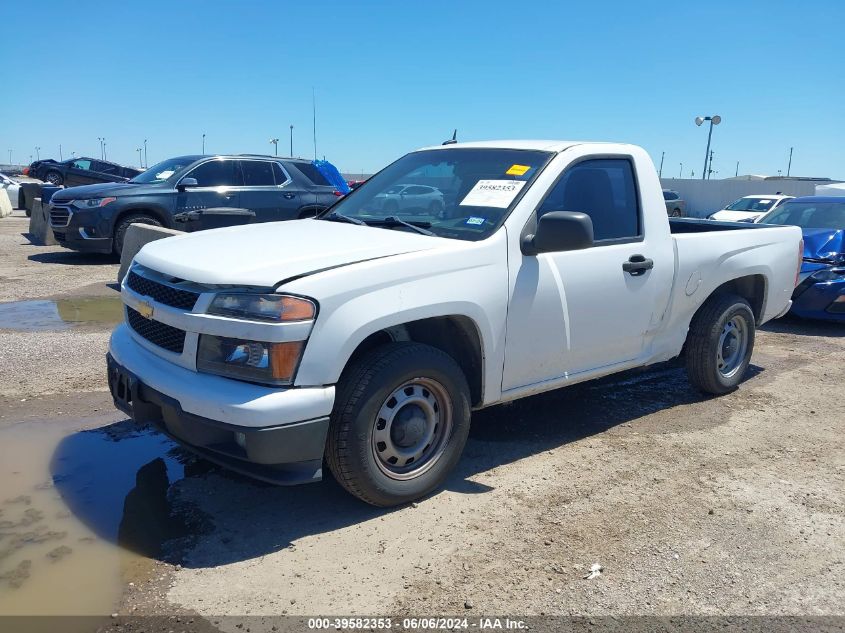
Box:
45;171;63;185
685;293;755;395
326;342;471;507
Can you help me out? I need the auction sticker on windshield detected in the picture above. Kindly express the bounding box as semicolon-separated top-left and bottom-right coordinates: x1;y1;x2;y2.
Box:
460;180;527;208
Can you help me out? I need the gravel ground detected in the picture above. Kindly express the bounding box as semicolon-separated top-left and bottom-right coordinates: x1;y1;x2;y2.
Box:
0;210;843;627
0;213;119;397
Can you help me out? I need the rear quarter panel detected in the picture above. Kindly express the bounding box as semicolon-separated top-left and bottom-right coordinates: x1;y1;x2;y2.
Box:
648;225;802;362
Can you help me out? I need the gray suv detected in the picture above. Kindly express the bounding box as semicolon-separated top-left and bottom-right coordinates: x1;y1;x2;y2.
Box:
48;155;341;255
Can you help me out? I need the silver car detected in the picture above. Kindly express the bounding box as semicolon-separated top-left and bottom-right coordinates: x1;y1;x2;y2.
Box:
371;184;445;215
663;189;686;217
0;173;22;209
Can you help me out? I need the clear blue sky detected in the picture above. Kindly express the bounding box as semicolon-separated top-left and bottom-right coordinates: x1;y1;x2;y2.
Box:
2;0;843;179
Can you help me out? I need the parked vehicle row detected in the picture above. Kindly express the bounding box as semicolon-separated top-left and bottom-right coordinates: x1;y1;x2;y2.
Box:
48;154;342;255
106;140;803;507
757;196;845;321
25;157;142;187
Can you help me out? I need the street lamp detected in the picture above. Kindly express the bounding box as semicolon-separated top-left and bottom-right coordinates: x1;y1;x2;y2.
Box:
679;162;683;179
202;133;206;154
97;137;104;159
144;139;148;168
694;115;721;181
35;146;41;160
290;125;294;157
269;138;279;156
137;148;143;166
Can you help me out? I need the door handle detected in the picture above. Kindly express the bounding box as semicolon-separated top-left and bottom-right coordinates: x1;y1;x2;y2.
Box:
622;254;654;276
282;192;296;199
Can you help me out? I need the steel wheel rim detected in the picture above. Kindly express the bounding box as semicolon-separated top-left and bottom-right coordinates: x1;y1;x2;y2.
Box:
371;377;452;481
717;314;748;378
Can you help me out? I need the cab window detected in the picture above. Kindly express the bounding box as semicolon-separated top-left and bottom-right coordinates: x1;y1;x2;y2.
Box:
538;158;640;241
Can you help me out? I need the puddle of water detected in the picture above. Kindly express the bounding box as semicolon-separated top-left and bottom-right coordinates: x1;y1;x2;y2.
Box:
0;297;123;331
0;417;187;615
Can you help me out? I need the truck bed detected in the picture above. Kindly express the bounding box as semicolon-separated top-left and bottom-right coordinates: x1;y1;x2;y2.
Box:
668;217;772;233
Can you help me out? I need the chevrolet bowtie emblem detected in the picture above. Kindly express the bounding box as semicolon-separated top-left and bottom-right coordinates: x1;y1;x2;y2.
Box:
137;300;155;320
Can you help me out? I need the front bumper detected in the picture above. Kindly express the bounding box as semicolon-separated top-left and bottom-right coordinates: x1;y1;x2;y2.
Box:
50;204;114;253
107;325;335;484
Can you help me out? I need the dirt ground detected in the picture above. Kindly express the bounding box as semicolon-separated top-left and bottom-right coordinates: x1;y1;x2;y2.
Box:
0;211;843;629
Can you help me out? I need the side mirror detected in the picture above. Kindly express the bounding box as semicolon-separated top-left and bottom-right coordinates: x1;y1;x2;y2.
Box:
177;177;198;192
521;211;594;255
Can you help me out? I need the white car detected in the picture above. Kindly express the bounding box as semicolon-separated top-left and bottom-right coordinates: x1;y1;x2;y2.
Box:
0;172;21;209
371;183;444;215
108;140;802;506
708;195;793;223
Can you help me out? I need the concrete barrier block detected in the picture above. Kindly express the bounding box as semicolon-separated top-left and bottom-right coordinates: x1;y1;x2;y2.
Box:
20;182;41;212
118;223;183;283
0;189;12;218
27;198;57;246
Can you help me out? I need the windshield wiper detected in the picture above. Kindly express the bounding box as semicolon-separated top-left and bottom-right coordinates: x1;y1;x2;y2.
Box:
322;211;366;226
365;216;436;236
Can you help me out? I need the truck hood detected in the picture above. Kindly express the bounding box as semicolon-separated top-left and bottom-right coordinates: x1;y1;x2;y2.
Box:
801;228;845;265
51;181;148;202
134;220;451;287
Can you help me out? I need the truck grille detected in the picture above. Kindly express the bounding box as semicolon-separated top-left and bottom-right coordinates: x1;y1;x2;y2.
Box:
126;307;186;354
50;206;71;227
126;271;200;311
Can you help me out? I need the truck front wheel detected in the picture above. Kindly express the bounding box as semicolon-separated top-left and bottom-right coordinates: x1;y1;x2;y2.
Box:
326;342;471;507
685;293;755;395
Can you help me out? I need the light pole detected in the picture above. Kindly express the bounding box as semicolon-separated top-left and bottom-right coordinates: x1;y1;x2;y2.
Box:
59;144;63;161
787;147;793;177
679;162;683;179
202;133;206;154
35;146;41;160
7;150;11;165
270;138;279;156
137;148;143;166
735;161;739;177
694;115;721;181
289;125;294;157
97;137;104;159
144;139;148;168
103;142;107;160
658;151;665;178
707;150;714;180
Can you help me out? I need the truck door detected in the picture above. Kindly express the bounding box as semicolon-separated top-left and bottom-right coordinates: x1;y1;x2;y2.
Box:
176;158;241;213
502;157;674;391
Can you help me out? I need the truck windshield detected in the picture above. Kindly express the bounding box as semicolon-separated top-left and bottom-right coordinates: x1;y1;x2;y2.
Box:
320;148;554;241
759;201;845;230
130;157;197;184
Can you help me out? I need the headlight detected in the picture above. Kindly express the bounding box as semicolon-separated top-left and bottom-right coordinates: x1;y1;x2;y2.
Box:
197;336;304;385
810;268;845;282
72;197;117;208
208;293;315;322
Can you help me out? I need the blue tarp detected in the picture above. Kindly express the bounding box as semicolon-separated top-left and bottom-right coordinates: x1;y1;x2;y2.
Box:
312;159;350;194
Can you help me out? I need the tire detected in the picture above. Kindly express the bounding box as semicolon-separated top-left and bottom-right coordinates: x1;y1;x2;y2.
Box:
326;342;472;507
672;208;682;217
113;213;162;256
45;171;63;185
685;293;755;395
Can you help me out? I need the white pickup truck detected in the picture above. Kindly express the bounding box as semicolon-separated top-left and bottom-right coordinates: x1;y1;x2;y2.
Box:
108;141;803;506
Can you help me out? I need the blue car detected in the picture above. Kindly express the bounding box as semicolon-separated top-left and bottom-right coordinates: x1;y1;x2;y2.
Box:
758;196;845;321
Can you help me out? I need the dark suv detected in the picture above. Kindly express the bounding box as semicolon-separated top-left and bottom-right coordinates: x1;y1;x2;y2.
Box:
26;157;142;186
48;155;341;254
